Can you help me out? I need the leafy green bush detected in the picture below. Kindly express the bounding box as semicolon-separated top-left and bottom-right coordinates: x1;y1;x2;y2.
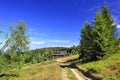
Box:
87;67;99;73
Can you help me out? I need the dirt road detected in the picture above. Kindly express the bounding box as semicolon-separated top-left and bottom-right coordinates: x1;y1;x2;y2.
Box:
70;68;85;80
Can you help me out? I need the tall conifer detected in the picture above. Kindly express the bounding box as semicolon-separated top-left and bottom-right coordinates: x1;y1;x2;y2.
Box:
80;22;93;61
80;4;119;62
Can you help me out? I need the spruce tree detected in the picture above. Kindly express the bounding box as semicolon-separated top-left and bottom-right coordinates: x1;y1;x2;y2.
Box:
80;22;93;61
91;5;118;60
92;9;107;60
102;4;119;55
80;4;119;62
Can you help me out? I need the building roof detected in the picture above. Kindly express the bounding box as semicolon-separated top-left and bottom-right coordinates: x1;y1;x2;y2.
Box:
53;50;67;56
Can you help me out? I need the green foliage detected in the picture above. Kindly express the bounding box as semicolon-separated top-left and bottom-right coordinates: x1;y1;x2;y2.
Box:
101;4;119;55
92;9;107;60
80;4;119;62
79;52;120;79
0;21;30;76
80;21;94;61
87;66;101;73
71;45;79;55
31;57;37;64
0;55;7;73
3;21;30;53
116;70;120;78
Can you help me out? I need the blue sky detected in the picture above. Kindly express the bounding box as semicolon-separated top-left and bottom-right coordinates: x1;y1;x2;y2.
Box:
0;0;120;49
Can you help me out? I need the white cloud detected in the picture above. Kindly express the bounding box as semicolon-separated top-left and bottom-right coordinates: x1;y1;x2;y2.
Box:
31;41;46;45
30;39;71;49
31;39;70;45
49;40;70;43
117;24;120;28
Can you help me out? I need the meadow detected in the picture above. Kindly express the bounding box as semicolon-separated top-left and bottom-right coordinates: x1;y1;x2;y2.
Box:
78;51;120;80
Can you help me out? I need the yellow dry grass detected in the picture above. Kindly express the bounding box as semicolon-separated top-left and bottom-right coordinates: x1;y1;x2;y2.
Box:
4;61;62;80
58;54;79;62
29;63;62;80
1;55;79;80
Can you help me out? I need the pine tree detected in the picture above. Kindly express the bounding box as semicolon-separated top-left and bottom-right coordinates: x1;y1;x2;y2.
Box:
91;5;118;60
92;9;107;60
80;22;93;61
101;4;119;55
80;4;119;62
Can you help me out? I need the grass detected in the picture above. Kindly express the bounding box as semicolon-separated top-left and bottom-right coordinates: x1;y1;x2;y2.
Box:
1;60;62;80
0;55;79;80
4;53;119;80
78;51;120;79
58;54;79;63
65;68;78;80
29;63;62;80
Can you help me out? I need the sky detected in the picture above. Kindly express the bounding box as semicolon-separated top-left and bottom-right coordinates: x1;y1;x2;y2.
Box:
0;0;120;49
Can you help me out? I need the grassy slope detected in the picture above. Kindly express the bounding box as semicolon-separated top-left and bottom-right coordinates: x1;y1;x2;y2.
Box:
0;55;79;80
1;60;62;80
78;51;120;80
3;53;120;80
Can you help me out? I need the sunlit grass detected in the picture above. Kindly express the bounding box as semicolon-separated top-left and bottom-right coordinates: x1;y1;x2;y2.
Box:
58;54;79;62
1;60;62;80
65;68;78;80
78;51;120;79
29;63;62;80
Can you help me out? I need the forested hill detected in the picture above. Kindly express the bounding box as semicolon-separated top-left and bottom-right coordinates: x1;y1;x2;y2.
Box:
28;46;79;61
30;46;79;55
